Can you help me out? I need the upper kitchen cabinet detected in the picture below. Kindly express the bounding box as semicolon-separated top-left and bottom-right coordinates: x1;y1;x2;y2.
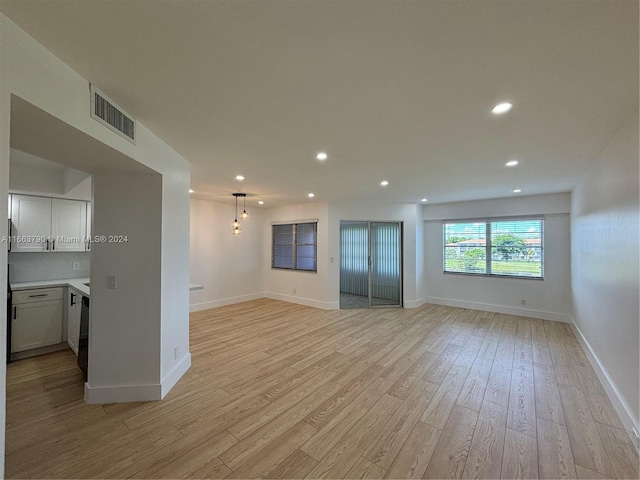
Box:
10;194;90;252
10;195;52;252
51;199;87;252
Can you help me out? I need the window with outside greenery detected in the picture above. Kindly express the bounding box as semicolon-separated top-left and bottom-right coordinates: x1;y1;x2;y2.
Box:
443;219;543;278
272;222;317;272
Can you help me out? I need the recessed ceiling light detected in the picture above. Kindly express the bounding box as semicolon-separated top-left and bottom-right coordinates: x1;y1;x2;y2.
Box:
308;193;315;198
189;189;194;193
235;175;245;181
505;160;519;167
380;180;389;186
316;152;328;161
421;198;428;202
513;189;522;193
258;200;264;205
491;102;513;114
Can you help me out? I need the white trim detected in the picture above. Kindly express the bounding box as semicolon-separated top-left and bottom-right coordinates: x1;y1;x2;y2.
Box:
161;353;191;399
423;296;572;322
189;292;264;312
569;318;640;451
84;381;161;404
270;218;319;225
265;291;339;310
83;353;191;404
404;297;427;308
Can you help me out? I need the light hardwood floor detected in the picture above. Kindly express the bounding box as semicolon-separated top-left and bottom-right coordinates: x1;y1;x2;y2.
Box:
6;299;639;479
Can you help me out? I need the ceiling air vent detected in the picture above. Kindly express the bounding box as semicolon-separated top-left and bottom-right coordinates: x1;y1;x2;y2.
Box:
90;84;136;144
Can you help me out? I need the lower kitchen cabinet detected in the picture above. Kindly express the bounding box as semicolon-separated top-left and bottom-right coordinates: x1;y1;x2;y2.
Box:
67;288;82;354
11;288;63;353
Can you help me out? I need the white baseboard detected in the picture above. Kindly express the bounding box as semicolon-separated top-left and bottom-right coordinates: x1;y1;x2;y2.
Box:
85;381;162;404
189;292;265;312
569;318;640;450
161;353;191;398
265;292;339;310
404;297;427;308
423;296;572;322
84;353;192;404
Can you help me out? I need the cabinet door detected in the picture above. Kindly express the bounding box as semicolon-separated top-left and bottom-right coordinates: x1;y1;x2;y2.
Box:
67;290;82;355
11;300;63;353
51;199;87;252
10;195;51;252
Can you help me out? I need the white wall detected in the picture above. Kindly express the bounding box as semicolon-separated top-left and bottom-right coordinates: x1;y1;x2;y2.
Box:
189;199;265;311
571;113;639;437
262;202;331;309
0;11;191;421
422;193;573;322
0;18;9;473
9;149;92;200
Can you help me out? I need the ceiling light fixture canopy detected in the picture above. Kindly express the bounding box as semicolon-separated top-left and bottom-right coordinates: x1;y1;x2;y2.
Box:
505;160;519;167
232;193;248;235
316;152;328;161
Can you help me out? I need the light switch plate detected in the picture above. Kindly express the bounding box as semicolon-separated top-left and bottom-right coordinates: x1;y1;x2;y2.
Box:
106;275;117;289
72;262;80;271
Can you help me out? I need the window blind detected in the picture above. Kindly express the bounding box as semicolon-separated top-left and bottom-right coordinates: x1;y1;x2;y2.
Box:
443;219;543;278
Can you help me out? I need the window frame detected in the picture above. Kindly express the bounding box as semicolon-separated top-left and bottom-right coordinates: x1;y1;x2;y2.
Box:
442;217;544;280
271;221;318;273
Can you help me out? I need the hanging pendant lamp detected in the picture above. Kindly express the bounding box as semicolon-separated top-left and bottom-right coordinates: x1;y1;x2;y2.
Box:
232;193;247;235
241;194;249;219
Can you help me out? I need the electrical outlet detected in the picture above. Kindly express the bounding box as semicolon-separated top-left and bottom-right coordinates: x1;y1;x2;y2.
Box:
72;262;80;271
293;288;297;294
174;346;179;360
106;275;117;289
330;256;334;263
521;299;527;306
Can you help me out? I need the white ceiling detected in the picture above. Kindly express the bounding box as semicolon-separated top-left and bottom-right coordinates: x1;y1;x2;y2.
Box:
0;0;637;207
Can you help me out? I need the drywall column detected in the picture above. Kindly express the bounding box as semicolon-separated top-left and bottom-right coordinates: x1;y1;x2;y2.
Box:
0;21;9;474
87;171;163;402
571;113;639;438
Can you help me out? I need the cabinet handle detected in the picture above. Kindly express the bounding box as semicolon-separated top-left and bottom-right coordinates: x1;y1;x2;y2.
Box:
70;293;76;306
46;239;50;251
52;239;55;251
28;294;48;298
12;307;16;320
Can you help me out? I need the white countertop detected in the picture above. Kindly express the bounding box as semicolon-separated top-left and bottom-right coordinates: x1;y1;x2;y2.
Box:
11;277;90;297
11;278;203;297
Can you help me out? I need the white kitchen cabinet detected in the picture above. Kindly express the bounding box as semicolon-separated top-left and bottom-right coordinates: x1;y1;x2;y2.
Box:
51;199;87;252
66;288;82;354
11;287;63;353
10;195;51;252
9;194;89;253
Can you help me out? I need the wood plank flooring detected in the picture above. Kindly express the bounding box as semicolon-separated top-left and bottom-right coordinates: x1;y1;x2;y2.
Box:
5;299;638;479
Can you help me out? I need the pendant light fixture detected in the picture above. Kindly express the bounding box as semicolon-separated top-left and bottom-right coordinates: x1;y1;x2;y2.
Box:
232;193;247;235
241;194;249;219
